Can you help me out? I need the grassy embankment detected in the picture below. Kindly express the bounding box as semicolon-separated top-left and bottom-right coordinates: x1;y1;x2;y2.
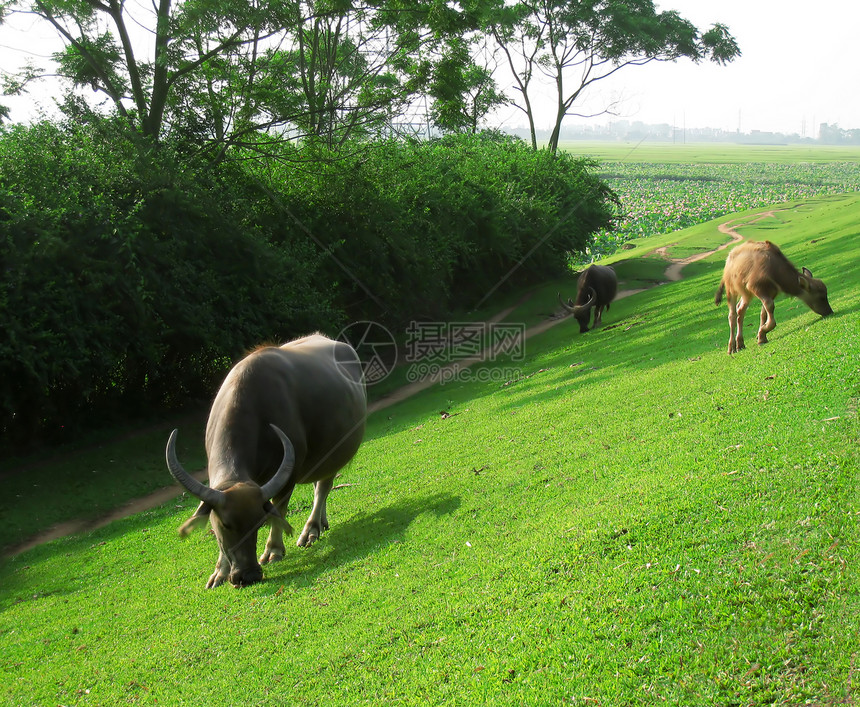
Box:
2;190;858;705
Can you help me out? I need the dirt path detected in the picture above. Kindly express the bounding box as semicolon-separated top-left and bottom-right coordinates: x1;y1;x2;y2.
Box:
9;214;778;557
367;291;533;413
7;473;209;556
659;209;780;281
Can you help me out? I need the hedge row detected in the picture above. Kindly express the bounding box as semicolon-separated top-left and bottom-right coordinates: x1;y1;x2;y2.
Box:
260;133;617;323
0;123;615;450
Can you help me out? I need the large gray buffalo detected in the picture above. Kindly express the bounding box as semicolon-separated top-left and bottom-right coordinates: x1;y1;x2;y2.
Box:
166;334;367;588
715;240;833;355
557;264;618;333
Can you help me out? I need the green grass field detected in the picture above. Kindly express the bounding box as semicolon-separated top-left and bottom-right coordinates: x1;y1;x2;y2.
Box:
2;192;858;705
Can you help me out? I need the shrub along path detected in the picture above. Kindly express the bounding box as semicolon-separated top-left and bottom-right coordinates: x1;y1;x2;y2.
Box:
5;213;764;557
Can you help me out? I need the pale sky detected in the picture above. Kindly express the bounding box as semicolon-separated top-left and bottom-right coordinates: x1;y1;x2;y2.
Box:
496;0;860;136
1;0;858;136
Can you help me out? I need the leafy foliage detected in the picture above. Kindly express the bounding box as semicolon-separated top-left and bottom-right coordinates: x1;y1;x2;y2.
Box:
0;123;614;450
427;37;507;133
254;131;616;322
0;120;334;448
6;0;502;151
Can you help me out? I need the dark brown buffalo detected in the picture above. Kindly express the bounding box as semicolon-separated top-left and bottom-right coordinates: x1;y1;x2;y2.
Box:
166;334;366;588
557;264;618;333
715;240;833;355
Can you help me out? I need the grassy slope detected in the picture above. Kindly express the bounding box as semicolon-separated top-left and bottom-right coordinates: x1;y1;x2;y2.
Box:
1;194;858;706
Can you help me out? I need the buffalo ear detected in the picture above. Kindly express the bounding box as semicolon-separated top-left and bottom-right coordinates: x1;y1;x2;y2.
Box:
798;275;811;291
178;504;212;537
802;267;814;278
264;501;294;536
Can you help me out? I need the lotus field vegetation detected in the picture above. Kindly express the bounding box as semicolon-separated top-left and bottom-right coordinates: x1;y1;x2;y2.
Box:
565;143;860;261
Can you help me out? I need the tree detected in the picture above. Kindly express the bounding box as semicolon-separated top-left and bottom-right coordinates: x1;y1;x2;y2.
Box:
0;0;492;153
487;0;740;153
426;36;507;134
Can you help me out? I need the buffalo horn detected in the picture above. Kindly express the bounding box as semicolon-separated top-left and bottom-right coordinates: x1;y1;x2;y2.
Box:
557;292;576;314
260;424;296;500
574;287;597;314
558;288;596;315
165;429;226;508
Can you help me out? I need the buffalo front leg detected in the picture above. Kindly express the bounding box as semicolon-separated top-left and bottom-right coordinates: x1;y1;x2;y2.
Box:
298;477;335;547
593;305;605;328
206;550;231;589
757;297;776;344
260;482;296;565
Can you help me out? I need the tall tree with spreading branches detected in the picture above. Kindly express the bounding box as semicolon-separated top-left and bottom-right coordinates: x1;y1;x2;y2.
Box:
487;0;740;152
0;0;499;154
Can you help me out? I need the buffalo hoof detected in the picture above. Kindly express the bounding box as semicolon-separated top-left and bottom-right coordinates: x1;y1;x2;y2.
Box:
297;530;319;547
297;523;326;547
259;548;284;564
206;570;229;589
298;516;331;547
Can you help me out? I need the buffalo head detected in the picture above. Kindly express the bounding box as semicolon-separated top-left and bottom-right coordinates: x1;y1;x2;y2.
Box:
798;267;833;317
557;289;597;333
166;424;295;588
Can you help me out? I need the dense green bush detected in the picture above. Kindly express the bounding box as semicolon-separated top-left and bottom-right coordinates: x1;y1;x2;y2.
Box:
0;124;614;450
0;121;335;448
257;131;617;323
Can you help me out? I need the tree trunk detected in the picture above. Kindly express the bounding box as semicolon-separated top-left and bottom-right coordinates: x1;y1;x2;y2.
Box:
145;0;173;141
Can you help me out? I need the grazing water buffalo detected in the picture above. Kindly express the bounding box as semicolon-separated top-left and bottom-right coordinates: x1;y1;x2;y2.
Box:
557;264;618;333
166;334;366;588
715;240;833;355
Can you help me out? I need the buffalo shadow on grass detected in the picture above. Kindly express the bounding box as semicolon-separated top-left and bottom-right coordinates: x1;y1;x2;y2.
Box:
258;491;461;590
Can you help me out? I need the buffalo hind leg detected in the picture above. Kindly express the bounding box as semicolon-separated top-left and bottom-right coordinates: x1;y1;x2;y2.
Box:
298;477;335;547
757;297;776;345
726;300;736;354
593;305;605;328
260;482;296;565
728;297;744;356
729;297;750;354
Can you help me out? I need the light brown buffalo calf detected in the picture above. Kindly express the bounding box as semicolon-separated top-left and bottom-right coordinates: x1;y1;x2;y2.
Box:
715;240;833;355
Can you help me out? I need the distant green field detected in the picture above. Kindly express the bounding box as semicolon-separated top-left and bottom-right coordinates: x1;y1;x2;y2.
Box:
559;140;860;164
